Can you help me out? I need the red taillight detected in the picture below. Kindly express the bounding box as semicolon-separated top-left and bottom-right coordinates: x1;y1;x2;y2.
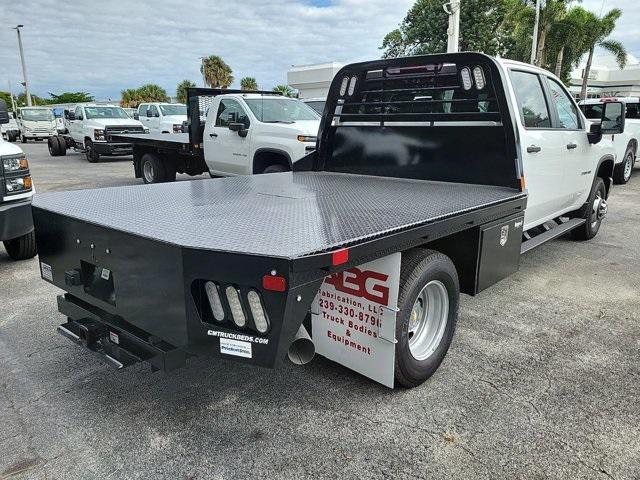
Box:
263;275;287;292
332;248;349;266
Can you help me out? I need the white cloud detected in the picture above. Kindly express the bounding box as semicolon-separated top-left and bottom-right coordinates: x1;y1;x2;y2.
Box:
1;0;413;100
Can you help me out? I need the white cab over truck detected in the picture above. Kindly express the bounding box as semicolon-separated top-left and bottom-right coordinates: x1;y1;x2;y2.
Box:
580;97;639;184
33;53;624;388
0;100;36;260
47;104;147;162
134;103;187;134
16;107;57;143
112;89;320;183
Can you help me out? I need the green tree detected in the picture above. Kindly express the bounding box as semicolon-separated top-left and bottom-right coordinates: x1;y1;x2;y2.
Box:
120;88;141;108
579;9;626;100
272;85;296;97
176;80;196;104
0;91;14;110
46;92;94;104
201;55;233;88
137;84;170;103
240;77;259;91
380;0;511;58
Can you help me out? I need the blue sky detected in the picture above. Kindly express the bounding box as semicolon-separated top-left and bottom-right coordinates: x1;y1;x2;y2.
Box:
0;0;638;101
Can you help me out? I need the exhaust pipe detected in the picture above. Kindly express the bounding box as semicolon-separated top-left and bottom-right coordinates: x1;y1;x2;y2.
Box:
288;325;315;365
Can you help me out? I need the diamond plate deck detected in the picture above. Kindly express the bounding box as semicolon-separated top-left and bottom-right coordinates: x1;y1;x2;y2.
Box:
32;172;524;259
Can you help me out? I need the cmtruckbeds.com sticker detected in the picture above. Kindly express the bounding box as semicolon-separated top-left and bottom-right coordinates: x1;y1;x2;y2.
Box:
207;330;269;345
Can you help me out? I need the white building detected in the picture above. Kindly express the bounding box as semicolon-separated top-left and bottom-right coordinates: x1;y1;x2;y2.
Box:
287;62;344;99
569;53;640;99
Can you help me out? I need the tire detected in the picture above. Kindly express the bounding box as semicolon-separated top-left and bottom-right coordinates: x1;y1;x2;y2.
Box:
21;134;27;143
394;249;460;388
613;147;635;184
8;133;16;142
56;136;67;156
48;136;60;156
85;139;100;163
3;230;37;260
571;177;607;241
262;164;288;174
141;153;166;184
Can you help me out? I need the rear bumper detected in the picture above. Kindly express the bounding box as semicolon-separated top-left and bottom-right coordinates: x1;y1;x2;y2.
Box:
0;198;33;241
22;132;54;139
94;142;133;156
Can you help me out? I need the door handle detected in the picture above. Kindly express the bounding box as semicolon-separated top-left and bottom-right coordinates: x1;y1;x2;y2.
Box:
566;143;577;150
527;145;542;153
209;133;218;138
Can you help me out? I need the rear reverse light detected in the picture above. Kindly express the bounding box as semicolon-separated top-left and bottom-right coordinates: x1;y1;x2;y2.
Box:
225;286;246;327
204;281;225;321
247;290;269;333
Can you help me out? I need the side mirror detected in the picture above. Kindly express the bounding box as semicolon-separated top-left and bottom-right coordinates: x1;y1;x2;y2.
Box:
154;112;160;118
228;122;243;132
0;100;9;124
67;111;76;121
146;110;153;117
133;113;139;120
601;101;625;135
587;122;602;144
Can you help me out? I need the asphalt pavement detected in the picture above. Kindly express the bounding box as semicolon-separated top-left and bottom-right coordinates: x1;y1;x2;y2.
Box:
1;141;639;479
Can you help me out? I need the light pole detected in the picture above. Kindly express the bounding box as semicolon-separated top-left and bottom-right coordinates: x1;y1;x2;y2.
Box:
444;0;461;53
530;0;541;65
14;25;32;106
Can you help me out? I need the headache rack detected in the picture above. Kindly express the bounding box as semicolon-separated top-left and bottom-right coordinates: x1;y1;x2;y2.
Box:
186;88;282;150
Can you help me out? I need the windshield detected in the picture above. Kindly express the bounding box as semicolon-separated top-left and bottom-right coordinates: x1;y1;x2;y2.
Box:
159;104;187;116
21;109;54;121
304;101;326;114
244;98;320;123
84;106;129;119
581;104;603;119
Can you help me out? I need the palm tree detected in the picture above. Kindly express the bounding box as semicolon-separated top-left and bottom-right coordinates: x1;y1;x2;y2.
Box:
120;88;141;108
240;77;259;91
272;85;296;98
137;84;169;103
200;55;233;88
547;6;589;78
580;9;626;100
176;80;196;104
533;0;569;67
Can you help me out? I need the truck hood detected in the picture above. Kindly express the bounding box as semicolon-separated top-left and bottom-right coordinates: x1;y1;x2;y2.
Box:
86;118;145;128
0;138;26;156
276;120;320;136
21;119;57;130
160;115;187;125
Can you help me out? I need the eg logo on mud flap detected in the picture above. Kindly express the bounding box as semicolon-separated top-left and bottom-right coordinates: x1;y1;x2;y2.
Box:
325;268;390;306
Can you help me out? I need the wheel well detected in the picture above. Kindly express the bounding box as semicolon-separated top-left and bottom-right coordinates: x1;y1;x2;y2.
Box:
253;150;291;174
627;138;638;156
597;158;614;197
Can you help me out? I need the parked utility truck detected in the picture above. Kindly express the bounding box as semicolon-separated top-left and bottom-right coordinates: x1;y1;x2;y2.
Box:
16;107;57;143
580;97;640;184
48;104;147;162
113;90;320;183
134;102;187;134
32;53;624;388
0;100;37;260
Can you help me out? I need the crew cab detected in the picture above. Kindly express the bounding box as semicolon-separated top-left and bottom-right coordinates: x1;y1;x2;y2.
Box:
580;97;639;184
16;107;57;143
112;91;320;183
32;53;623;389
134;102;187;134
47;104;147;162
0;100;36;260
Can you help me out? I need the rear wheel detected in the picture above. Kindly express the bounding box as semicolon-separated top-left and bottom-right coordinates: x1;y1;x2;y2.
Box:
394;249;459;388
141;153;168;184
20;134;27;143
613;147;634;184
85;139;100;163
3;230;37;260
48;136;60;156
57;136;67;156
262;164;288;174
571;177;606;241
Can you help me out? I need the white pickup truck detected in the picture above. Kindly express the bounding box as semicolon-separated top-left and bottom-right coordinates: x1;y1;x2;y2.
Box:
112;89;321;183
33;54;625;388
134;102;187;134
0;100;36;260
580;97;639;184
47;104;147;162
16;107;57;143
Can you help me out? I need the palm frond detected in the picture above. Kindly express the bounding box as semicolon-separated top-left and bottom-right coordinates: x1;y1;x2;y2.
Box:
599;39;627;69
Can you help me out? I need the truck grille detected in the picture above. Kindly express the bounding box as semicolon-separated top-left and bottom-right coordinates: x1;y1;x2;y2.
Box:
104;125;145;135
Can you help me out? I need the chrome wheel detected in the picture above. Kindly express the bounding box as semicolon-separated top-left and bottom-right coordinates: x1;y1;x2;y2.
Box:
623;153;633;181
591;193;607;229
408;280;449;361
143;160;155;183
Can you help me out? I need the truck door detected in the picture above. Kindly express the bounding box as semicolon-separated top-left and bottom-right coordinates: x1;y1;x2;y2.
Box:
138;104;149;130
509;70;568;229
147;105;161;132
204;98;251;175
70;105;84;143
542;76;591;210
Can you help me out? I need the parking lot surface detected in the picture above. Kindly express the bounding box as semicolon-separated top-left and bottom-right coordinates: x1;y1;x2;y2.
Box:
1;142;639;479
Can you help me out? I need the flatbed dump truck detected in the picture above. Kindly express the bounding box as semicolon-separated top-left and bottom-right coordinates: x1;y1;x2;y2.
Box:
32;53;624;388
